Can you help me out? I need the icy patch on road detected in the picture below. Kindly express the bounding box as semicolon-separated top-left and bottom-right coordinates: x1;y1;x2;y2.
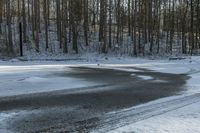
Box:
152;79;168;83
22;77;48;82
0;113;17;122
0;65;100;97
137;75;153;80
0;76;99;97
130;73;136;76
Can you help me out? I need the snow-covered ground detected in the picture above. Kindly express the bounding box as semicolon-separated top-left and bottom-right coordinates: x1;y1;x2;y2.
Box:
0;55;200;133
108;101;200;133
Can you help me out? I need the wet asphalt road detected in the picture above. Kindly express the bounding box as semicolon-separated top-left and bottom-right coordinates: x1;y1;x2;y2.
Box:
0;67;190;133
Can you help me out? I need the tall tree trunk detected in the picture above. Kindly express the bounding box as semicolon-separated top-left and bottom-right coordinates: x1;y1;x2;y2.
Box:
84;0;89;46
56;0;62;48
133;0;137;56
44;0;48;50
7;0;14;55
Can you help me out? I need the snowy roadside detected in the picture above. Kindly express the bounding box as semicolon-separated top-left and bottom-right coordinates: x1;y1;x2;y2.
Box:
108;100;200;133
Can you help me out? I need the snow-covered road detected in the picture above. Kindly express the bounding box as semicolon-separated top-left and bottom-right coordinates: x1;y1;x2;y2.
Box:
0;56;200;133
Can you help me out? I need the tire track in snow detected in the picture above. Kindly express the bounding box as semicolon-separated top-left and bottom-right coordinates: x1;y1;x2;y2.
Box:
93;93;200;132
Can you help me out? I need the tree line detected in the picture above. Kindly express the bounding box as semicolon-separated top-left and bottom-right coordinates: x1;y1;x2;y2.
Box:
0;0;200;56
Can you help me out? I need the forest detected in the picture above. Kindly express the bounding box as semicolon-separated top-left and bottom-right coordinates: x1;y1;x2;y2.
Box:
0;0;200;57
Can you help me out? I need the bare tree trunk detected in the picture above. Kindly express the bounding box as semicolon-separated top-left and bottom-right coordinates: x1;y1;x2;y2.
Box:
35;0;39;52
56;0;62;48
128;0;131;36
70;0;78;54
101;0;107;53
22;0;27;43
44;0;48;50
7;0;14;55
108;0;112;48
190;0;194;54
133;0;137;56
84;0;89;46
63;0;68;53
